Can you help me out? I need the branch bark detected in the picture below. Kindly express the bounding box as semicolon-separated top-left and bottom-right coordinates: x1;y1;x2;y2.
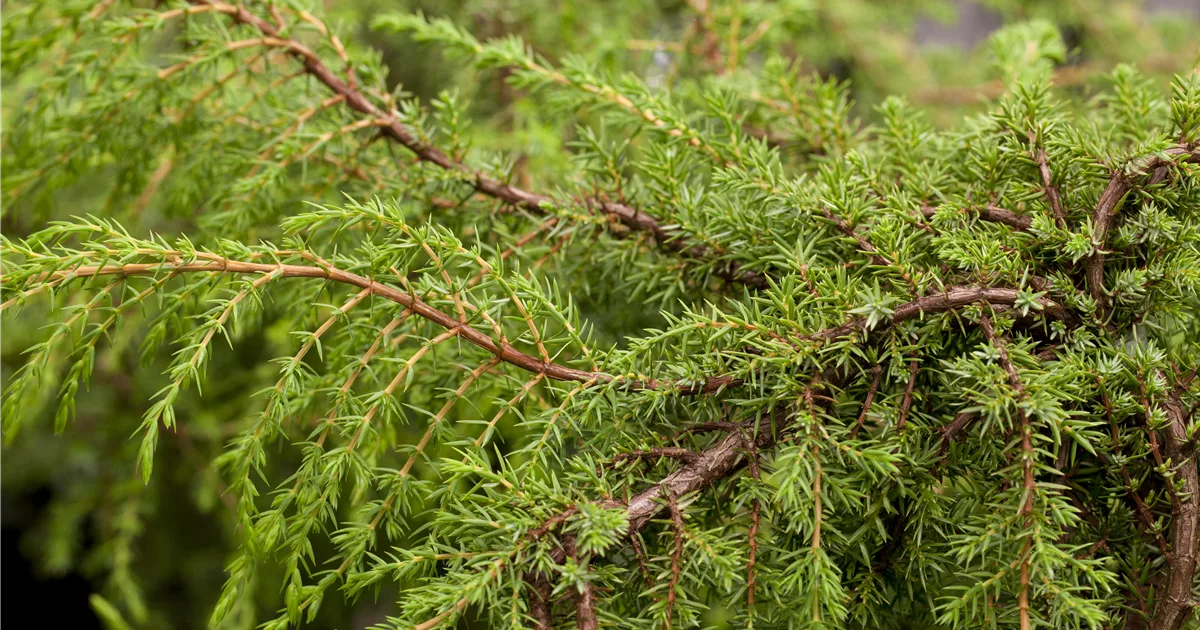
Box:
610;447;701;466
665;491;685;629
563;538;599;630
895;359;919;431
921;203;1033;231
849;365;883;439
1034;148;1067;230
1150;393;1199;630
526;573;553;630
805;285;1071;342
980;315;1038;630
1086;146;1200;311
938;410;979;451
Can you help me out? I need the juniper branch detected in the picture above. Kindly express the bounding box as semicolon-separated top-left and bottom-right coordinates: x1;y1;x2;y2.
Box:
185;0;766;288
1086;145;1200;310
1151;389;1199;630
22;255;736;392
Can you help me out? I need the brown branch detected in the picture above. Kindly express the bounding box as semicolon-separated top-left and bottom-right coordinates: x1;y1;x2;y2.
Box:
1017;538;1033;630
529;507;580;542
610;448;701;467
564;536;599;630
979;205;1033;231
620;427;767;533
188;1;765;288
980;315;1037;630
665;491;685;630
540;407;784;579
594;385;834;543
575;581;599;630
979;316;1035;515
804;285;1071;343
920;203;1033;231
896;359;919;432
937;410;980;456
44;256;737;393
1119;464;1169;557
849;365;883;439
1076;535;1111;560
1086;146;1200;311
1150;392;1199;630
39;254;1072;395
674;420;743;437
1138;380;1183;509
1034;148;1067;230
740;425;762;612
526;573;553;630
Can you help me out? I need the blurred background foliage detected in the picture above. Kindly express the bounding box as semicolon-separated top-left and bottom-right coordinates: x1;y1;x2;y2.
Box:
1;1;1198;628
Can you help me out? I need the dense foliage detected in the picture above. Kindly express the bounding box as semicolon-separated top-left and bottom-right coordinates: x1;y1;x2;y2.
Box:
2;2;1199;630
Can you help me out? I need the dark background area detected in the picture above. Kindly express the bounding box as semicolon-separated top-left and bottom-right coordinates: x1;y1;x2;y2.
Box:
3;488;99;624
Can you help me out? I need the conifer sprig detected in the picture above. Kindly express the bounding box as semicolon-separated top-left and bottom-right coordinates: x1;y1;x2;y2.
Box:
3;2;1200;630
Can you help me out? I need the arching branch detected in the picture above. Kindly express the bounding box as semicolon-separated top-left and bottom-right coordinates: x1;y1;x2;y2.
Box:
184;0;766;288
1086;146;1200;311
21;255;739;392
1151;390;1199;630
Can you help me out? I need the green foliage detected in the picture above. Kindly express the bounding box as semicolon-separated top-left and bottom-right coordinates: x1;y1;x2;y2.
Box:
3;2;1200;630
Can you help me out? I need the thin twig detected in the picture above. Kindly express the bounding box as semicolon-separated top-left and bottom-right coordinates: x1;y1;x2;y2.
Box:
920;203;1033;231
610;447;701;466
1086;146;1200;311
850;365;883;439
980;315;1037;630
1034;147;1067;230
563;537;599;630
895;359;919;432
665;491;685;629
1149;389;1200;630
526;573;553;630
